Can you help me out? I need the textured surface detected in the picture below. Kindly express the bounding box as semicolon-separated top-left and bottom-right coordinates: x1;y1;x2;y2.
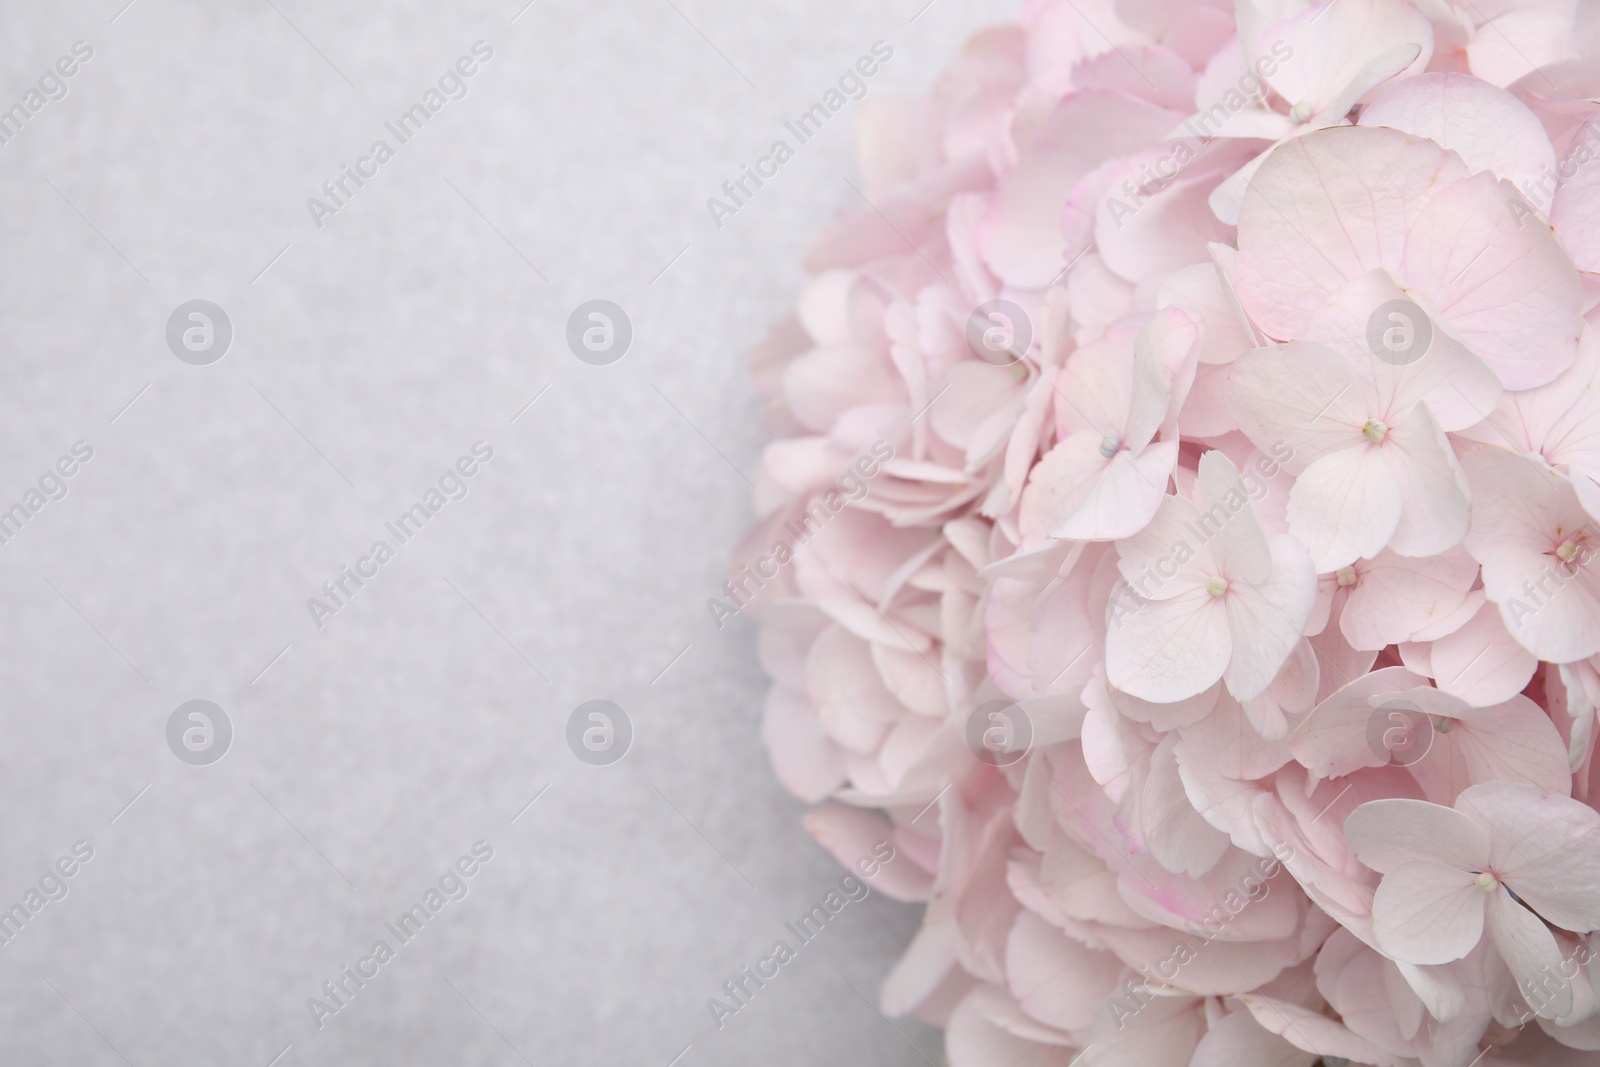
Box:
0;1;1017;1063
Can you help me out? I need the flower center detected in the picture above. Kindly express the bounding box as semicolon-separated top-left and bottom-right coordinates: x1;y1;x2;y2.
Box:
1335;566;1358;587
1098;433;1122;460
1361;419;1388;444
1205;575;1229;598
1434;716;1454;734
1475;872;1498;893
1289;100;1312;122
1557;539;1580;563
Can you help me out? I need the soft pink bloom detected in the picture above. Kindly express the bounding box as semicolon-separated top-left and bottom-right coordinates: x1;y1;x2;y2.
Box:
1305;546;1479;651
1462;445;1600;663
1346;784;1600;1017
1229;337;1477;571
1290;667;1571;802
1107;451;1316;704
1234;124;1583;390
736;2;1600;1062
1359;72;1557;203
1205;0;1434;222
1020;307;1197;541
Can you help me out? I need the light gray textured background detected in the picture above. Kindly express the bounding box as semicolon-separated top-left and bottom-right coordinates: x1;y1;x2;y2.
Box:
0;0;1021;1064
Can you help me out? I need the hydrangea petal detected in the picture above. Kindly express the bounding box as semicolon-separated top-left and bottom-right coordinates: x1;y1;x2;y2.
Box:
1370;859;1486;964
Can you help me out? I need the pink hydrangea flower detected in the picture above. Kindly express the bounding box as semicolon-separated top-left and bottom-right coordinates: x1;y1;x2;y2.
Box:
732;1;1600;1062
1346;784;1600;1017
1105;450;1316;705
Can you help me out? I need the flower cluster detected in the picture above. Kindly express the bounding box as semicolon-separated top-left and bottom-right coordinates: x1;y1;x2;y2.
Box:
733;0;1600;1063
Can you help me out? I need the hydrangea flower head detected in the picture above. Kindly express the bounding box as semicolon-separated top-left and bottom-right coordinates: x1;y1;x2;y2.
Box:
734;1;1600;1061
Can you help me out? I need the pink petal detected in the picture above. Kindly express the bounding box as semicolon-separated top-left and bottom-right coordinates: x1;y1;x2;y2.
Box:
1370;859;1487;964
1315;928;1453;1050
1462;445;1585;557
1177;688;1294;782
1189;1008;1318;1067
1014;831;1149;930
1484;887;1571;1019
930;361;1026;455
979;91;1182;289
783;342;906;432
1107;585;1232;703
1237;993;1405;1066
881;919;962;1018
1241;636;1318;740
1551;116;1600;274
1465;5;1585;87
1080;681;1147;803
1157;258;1258;366
1116;495;1220;598
1222;534;1318;702
1073;43;1200;109
1027;547;1111;700
967;984;1081;1049
1142;733;1231;876
803;802;933;902
1302;268;1502;433
1089;150;1239;284
1259;0;1432;119
1413;692;1573;801
806;624;904;754
1078;993;1205;1066
762;686;846;801
1228;341;1371;471
1179;360;1238;438
1111;677;1218;731
1053;328;1136;440
1459;782;1600;932
1093;921;1303;997
1126;307;1199;450
1339;548;1479;650
1254;790;1377;936
1200;450;1274;583
1400;171;1583;389
1065;253;1134;343
945;993;1078;1067
1289;666;1431;782
1116;846;1304;943
1360;72;1557;202
1462;447;1600;664
1430;598;1539;708
873;642;948;716
1236;126;1468;341
1345;797;1492;873
1286;443;1404;572
1023;435;1177;541
1376;402;1472;560
1005;911;1125;1032
1460;324;1600;463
